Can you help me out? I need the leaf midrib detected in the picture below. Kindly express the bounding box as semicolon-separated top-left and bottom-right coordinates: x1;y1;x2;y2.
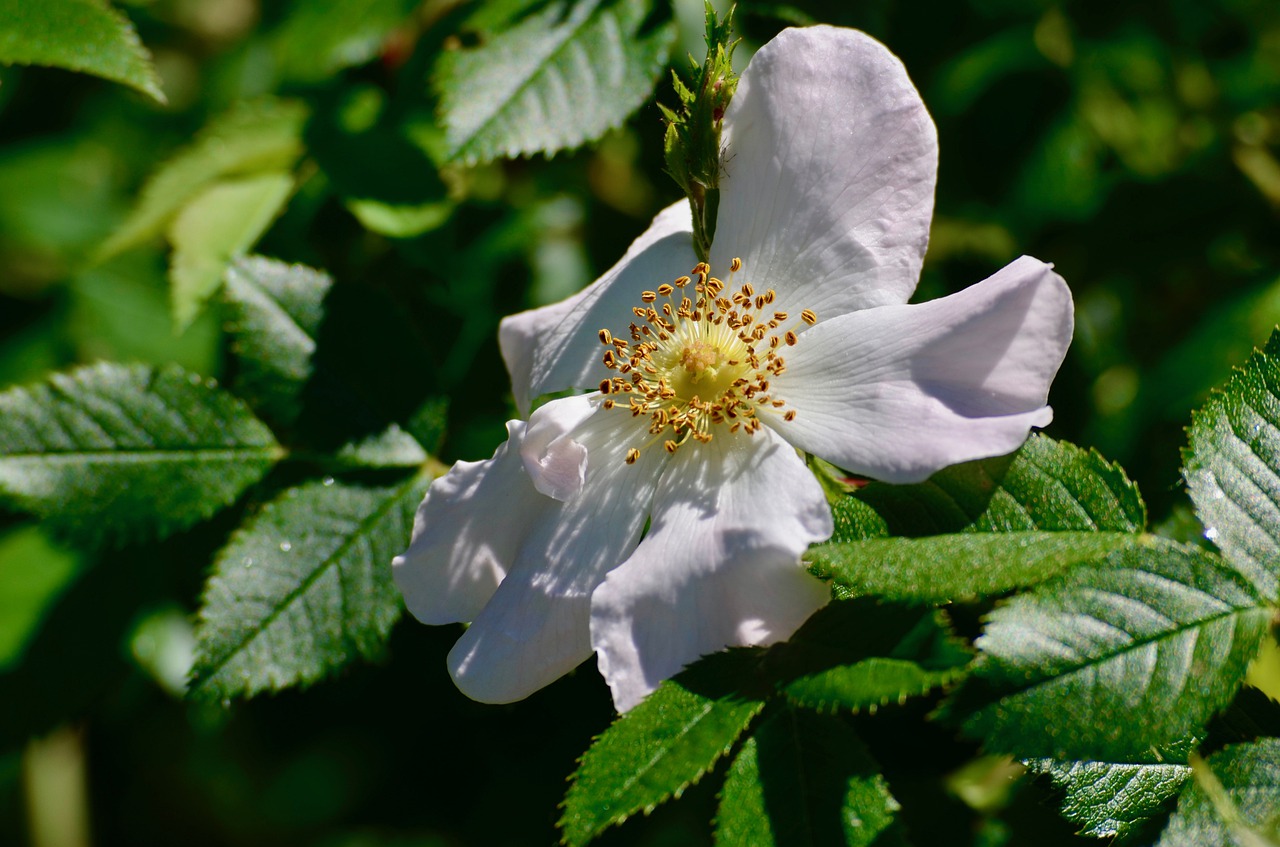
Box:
449;0;613;158
575;695;762;841
989;596;1269;700
192;471;425;692
0;446;282;461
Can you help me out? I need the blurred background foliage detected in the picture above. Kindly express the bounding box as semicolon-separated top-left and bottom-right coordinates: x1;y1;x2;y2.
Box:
1;0;1279;844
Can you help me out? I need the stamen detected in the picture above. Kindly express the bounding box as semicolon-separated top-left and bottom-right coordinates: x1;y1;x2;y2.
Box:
593;259;813;463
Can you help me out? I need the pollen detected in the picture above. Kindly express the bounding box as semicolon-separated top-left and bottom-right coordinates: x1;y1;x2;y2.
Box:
595;259;815;462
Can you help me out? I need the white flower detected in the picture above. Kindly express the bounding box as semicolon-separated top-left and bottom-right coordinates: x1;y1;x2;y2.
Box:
393;26;1074;711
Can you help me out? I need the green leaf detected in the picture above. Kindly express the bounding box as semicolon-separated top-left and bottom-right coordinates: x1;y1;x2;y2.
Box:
333;425;428;470
0;363;281;543
560;650;766;847
188;471;430;701
944;540;1272;760
833;434;1146;542
305;86;451;239
715;708;902;847
97;98;307;261
1025;758;1191;840
435;0;675;164
0;0;164;102
772;600;971;714
169;173;295;331
224;255;333;427
1184;329;1280;602
1158;740;1280;847
808;531;1143;604
0;526;84;672
271;0;419;83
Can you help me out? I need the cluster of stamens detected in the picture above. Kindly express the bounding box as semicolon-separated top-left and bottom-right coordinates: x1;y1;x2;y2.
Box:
596;259;817;464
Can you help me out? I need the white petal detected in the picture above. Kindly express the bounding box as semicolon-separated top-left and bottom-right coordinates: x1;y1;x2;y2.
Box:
590;427;833;712
448;407;669;703
521;393;596;500
499;201;697;414
392;420;551;625
772;256;1074;483
711;26;937;321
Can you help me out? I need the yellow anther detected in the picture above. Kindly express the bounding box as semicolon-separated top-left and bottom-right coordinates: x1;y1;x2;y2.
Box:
801;309;818;325
785;331;798;346
730;257;742;272
657;283;674;297
625;448;640;464
599;328;612;345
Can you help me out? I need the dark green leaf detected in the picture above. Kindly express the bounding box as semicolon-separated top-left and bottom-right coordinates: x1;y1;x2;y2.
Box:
560;650;766;847
272;0;418;83
189;471;430;700
224;255;333;427
944;540;1271;760
1184;328;1280;602
0;0;164;102
97;98;307;260
1158;740;1280;847
715;708;902;847
307;86;452;239
1025;758;1191;840
1207;686;1280;749
169;173;295;330
832;434;1146;543
772;601;971;714
435;0;675;164
808;531;1143;604
0;363;281;543
0;526;83;671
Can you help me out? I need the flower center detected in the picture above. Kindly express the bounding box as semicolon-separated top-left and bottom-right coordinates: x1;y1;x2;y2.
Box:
596;260;817;463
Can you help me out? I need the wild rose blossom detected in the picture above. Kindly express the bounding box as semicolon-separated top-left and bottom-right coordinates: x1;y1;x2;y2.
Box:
393;26;1074;711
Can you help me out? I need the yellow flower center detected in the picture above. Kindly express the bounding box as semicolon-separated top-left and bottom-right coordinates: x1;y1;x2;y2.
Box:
596;260;817;463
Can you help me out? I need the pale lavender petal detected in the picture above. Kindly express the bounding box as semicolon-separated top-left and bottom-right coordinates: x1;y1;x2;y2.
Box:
499;201;697;414
448;405;670;703
711;26;937;322
392;420;551;625
590;427;833;712
771;256;1074;483
521;393;596;500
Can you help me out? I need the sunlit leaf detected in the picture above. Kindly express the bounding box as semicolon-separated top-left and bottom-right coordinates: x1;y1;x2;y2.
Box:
435;0;675;164
333;425;428;470
1184;328;1280;602
224;255;333;427
715;708;902;847
560;650;766;847
832;434;1146;543
97;98;307;260
1158;740;1280;847
189;472;430;701
0;0;164;102
1025;758;1191;840
0;363;281;543
809;531;1143;604
169;173;294;331
944;540;1271;760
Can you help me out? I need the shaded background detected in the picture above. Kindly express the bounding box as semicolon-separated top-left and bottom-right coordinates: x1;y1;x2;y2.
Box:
2;0;1279;844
